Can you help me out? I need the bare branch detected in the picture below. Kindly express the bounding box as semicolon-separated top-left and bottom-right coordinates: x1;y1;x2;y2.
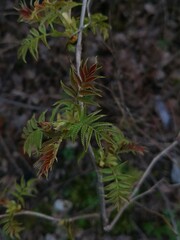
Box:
0;210;99;223
131;140;179;198
76;0;88;74
104;179;163;232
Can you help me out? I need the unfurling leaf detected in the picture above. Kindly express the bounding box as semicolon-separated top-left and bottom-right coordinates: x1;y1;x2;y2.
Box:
34;137;62;178
79;60;100;83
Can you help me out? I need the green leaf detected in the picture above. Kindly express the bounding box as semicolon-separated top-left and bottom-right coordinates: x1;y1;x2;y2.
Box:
61;81;77;98
77;96;100;106
18;26;49;62
38;111;47;122
23;112;48;156
12;177;36;206
89;13;110;40
30;28;39;37
101;164;140;209
2;219;24;240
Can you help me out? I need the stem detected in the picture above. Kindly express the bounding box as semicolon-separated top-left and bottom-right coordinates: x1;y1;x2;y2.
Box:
104;179;163;232
0;210;99;223
88;145;108;225
75;0;108;226
131;140;178;198
76;0;88;74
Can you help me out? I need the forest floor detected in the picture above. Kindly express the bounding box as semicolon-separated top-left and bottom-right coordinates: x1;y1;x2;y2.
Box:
0;0;180;239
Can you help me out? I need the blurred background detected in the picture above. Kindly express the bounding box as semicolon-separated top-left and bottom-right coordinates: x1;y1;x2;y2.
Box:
0;0;180;239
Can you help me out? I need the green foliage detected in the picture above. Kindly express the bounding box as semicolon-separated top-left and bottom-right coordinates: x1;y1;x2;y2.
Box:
17;0;110;62
22;111;46;156
20;56;143;222
89;13;110;40
1;216;24;240
22;59;127;178
18;24;49;62
68;110;113;151
101;164;140;210
0;178;36;239
13;0;146;237
34;136;62;177
12;177;36;207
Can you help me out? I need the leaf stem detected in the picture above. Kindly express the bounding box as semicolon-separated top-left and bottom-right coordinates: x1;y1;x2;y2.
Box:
75;0;108;226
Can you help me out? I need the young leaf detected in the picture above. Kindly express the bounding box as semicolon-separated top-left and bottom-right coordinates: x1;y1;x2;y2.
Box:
61;81;77;98
34;137;62;178
101;164;140;210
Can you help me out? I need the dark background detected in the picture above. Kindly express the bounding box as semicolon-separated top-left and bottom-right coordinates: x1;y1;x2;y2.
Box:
0;0;180;239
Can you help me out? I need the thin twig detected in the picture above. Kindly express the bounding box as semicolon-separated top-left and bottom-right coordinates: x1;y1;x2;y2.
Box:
104;140;179;231
104;179;163;231
0;210;99;223
86;0;92;20
131;140;179;198
76;0;88;73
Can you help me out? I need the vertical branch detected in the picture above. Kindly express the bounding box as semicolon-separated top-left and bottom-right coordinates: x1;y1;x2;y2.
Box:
76;0;88;74
88;145;109;225
75;0;108;226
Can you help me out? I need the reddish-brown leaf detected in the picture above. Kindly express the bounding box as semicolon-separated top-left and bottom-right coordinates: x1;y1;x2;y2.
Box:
34;139;61;178
18;4;33;21
81;82;94;89
0;198;9;206
79;60;100;83
85;76;97;82
88;63;97;76
79;89;96;96
80;65;86;82
38;122;53;132
119;141;145;155
70;68;81;89
84;61;89;76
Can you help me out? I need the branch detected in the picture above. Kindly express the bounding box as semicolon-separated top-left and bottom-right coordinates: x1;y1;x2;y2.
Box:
104;179;163;231
104;139;179;231
75;0;108;226
76;0;88;73
88;145;108;225
131;140;179;198
0;210;99;223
